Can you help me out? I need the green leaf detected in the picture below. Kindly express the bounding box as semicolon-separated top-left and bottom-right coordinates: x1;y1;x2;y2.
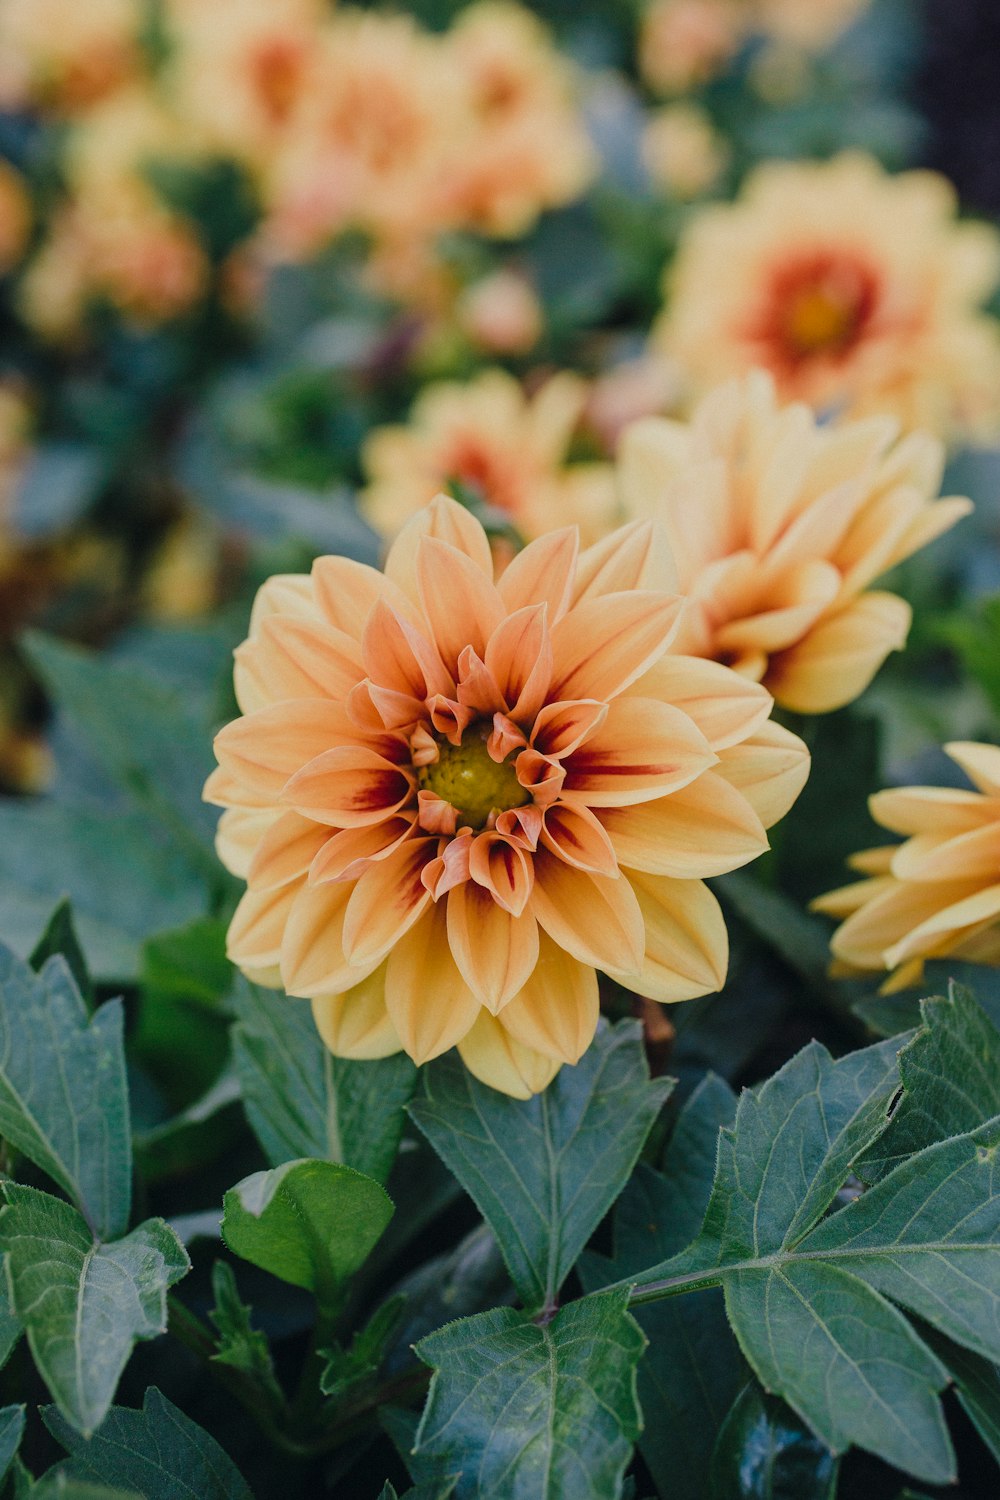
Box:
710;1385;839;1500
0;800;209;982
0;1186;190;1435
44;1387;254;1500
0;944;131;1238
29;902;92;1006
134;920;233;1108
580;1076;744;1500
377;1484;456;1500
937;592;1000;718
408;1019;672;1311
626;1037;1000;1483
0;1271;22;1372
23;633;219;868
319;1295;405;1400
221;1159;393;1307
231;980;416;1183
207;1262;284;1413
860;983;1000;1180
30;1477;142;1500
921;1325;1000;1468
0;1406;25;1487
415;1288;646;1500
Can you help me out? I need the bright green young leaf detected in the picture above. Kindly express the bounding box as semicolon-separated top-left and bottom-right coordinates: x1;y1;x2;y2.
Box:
221;1159;393;1306
319;1295;404;1399
415;1288;645;1500
0;1406;25;1488
44;1387;254;1500
29;901;92;1006
0;1186;190;1435
408;1019;672;1311
710;1385;839;1500
0;944;131;1239
860;983;1000;1180
580;1075;743;1500
231;980;416;1183
208;1262;285;1413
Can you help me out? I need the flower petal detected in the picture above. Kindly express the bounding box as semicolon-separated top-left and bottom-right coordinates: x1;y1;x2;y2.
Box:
214;699;349;800
573;519;678;602
946;741;1000;798
541;803;619;876
608;872;728;1001
234;615;364;712
308;816;416;883
311;555;415;637
497;931;599;1064
447;881;540;1013
484;604;553;722
363;598;452;700
531;851;644;975
469;833;534;916
765;592;911;714
384;493;493;606
281;878;379;997
282;747;413;827
714;720;810;829
311;966;401;1060
869;784;993;837
497;527;578;622
600;770;768;877
457;1010;561;1098
530;699;608;758
385;903;481;1063
550;591;683;702
417;536;506;678
248;811;331;890
342;836;435;968
890;822;1000;884
624;654;773;750
217;807;277;878
228;882;300;976
561;697;716;807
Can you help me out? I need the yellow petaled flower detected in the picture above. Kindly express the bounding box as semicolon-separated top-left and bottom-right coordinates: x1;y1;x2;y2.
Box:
617;371;972;714
0;0;143;113
206;495;809;1096
813;743;1000;993
655;153;1000;440
361;369;618;547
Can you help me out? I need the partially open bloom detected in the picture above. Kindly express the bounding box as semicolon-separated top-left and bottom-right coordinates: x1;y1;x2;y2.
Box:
207;496;808;1095
655;153;1000;440
361;370;618;546
813;743;1000;993
618;371;972;713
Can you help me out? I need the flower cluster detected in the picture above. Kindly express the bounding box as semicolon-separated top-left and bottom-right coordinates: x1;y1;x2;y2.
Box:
207;496;809;1096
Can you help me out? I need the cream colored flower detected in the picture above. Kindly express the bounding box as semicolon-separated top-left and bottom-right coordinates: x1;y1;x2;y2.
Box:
206;495;809;1096
0;0;143;112
643;104;729;200
618;371;972;713
361;369;619;546
814;743;1000;993
656;153;1000;441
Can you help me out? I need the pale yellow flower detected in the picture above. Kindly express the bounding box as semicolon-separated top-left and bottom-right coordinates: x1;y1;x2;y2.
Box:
656;153;1000;441
206;495;809;1096
618;371;972;713
361;369;619;546
643;104;729;200
814;743;1000;993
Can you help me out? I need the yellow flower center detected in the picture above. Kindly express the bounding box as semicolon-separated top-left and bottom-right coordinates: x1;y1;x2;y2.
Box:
784;286;857;355
418;727;530;830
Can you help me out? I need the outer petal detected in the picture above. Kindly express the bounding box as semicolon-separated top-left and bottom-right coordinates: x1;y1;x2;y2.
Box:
945;741;1000;797
550;591;683;702
247;811;331;890
497;931;599;1064
234;615;364;713
572;519;678;602
341;836;435;968
625;654;773;751
384;493;493;605
217;807;277;878
311;554;415;637
608;872;728;1002
869;784;993;837
384;903;481;1063
497;527;578;622
830;877;984;969
447;881;540;1012
417;536;505;676
247;573;316;634
560;697;716;807
884;883;1000;968
228;881;300;977
281;878;380;998
531;852;644;976
600;770;768;877
311;966;401;1060
714;720;810;829
282;746;413;827
765;592;911;714
890;822;1000;884
457;1010;562;1099
214;699;350;800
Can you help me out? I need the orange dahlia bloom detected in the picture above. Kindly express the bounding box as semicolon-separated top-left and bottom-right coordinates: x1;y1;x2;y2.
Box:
618;371;972;713
361;369;618;547
206;496;809;1096
813;743;1000;994
655;153;1000;440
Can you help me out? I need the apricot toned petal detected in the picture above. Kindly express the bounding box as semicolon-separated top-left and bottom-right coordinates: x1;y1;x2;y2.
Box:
497;527;578;622
283;747;413;828
342;837;435;968
363;598;452;700
234;615;364;713
530;699;608;758
447;881;540;1013
228;881;300;975
829;877;983;970
384;493;493;605
531;852;644;976
281;879;379;998
625;655;772;751
869;784;992;838
468;834;534;916
541;803;619;877
384;904;481;1064
417;536;506;676
497;932;599;1064
884;883;1000;969
714;720;810;829
609;872;728;1002
561;696;716;807
457;1010;562;1099
945;740;1000;797
600;771;768;878
216;807;277;879
308;817;415;883
573;519;678;602
890;822;1000;884
550;590;682;702
484;605;553;723
311;967;402;1061
889;495;973;574
247;573;316;635
811;875;895;921
764;592;911;714
713;559;841;656
311;554;415;637
214;699;349;800
203;765;272;810
248;812;331;891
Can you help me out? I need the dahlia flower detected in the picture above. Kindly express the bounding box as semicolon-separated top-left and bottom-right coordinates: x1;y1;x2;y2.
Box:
813;742;1000;993
618;371;971;713
361;369;618;547
655;153;1000;440
207;496;809;1096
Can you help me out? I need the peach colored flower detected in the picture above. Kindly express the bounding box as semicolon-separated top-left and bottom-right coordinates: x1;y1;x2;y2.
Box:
456;271;543;356
0;0;143;113
206;496;809;1096
618;371;972;714
813;743;1000;993
655;153;1000;441
361;369;619;547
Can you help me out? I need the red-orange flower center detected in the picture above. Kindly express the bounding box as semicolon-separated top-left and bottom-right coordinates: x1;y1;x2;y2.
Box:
764;251;880;364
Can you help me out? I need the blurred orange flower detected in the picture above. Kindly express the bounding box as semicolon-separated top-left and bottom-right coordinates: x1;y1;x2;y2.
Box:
813;743;1000;993
361;369;618;546
656;153;1000;440
0;0;143;113
0;162;31;276
618;371;972;713
206;496;808;1096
